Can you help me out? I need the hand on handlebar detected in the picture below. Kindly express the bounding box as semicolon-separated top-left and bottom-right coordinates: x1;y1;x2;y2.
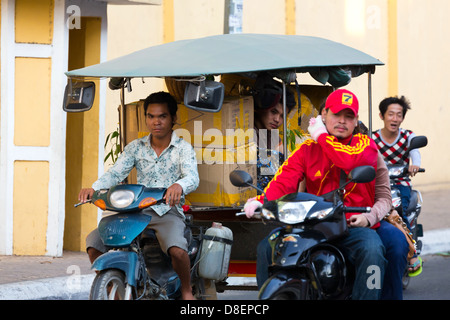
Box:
78;188;94;204
347;214;370;228
243;199;263;218
408;164;421;177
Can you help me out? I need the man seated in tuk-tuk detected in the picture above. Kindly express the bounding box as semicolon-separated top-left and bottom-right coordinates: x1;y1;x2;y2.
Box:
78;91;199;300
252;76;296;191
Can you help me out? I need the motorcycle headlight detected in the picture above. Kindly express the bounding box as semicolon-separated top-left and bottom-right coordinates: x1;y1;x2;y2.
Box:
109;190;135;208
278;201;316;224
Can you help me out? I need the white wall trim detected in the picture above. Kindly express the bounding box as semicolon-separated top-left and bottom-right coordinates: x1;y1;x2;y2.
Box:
0;0;17;255
46;0;69;257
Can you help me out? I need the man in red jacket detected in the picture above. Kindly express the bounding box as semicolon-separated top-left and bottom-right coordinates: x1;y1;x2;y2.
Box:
245;89;387;299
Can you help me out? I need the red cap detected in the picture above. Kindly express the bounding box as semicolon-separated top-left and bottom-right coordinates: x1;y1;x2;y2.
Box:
325;89;359;116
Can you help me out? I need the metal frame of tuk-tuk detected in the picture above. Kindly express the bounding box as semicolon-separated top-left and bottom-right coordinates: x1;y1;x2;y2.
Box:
64;34;383;290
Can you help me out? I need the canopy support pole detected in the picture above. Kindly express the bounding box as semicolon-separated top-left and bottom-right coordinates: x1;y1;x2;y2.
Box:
119;85;126;153
368;71;372;133
368;72;373;134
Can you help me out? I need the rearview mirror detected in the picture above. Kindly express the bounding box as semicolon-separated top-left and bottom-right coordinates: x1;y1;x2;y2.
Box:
348;165;376;184
63;81;95;112
184;80;224;112
229;170;254;187
408;136;428;151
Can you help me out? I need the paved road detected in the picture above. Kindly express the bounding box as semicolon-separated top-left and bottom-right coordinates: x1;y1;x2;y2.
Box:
217;253;450;300
402;253;450;300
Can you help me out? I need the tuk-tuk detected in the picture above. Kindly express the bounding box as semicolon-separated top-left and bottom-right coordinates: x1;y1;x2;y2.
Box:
64;33;383;291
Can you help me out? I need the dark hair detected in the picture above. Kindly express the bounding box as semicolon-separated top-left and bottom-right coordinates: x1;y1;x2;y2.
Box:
143;91;178;118
253;73;296;114
254;84;296;114
379;96;411;118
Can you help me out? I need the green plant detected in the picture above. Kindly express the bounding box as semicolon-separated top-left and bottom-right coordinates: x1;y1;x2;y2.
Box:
282;126;304;154
104;128;121;165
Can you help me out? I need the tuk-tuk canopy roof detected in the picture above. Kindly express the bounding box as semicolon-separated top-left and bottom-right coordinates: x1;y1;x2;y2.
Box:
65;34;383;79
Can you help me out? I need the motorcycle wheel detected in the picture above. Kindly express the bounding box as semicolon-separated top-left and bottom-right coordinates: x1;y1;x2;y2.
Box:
90;269;130;300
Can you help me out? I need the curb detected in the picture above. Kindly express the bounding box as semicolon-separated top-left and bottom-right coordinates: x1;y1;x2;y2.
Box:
421;227;450;255
0;274;94;300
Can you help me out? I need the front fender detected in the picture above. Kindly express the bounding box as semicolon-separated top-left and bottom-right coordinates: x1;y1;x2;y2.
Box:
258;271;311;300
92;251;139;287
272;229;326;267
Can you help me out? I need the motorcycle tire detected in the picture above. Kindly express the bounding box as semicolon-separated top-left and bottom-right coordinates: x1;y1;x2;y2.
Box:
90;269;129;300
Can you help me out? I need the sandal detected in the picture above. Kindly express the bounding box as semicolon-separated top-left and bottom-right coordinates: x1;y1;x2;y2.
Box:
408;256;423;277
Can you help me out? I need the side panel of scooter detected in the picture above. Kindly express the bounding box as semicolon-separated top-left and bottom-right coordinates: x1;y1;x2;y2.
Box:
98;212;152;247
92;251;139;287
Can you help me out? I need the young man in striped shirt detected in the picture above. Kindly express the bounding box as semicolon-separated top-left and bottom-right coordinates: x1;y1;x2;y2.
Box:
372;96;422;276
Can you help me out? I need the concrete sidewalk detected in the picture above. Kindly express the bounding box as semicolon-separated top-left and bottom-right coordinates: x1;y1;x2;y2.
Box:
0;251;95;299
0;187;448;300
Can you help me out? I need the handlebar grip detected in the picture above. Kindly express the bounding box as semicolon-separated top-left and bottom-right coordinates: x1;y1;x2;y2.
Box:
344;206;371;213
418;168;425;172
74;200;91;207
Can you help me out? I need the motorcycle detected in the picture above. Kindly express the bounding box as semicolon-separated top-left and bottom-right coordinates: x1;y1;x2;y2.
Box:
386;135;427;288
229;165;375;300
76;184;232;300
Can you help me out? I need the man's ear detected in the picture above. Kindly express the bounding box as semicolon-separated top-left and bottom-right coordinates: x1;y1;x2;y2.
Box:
379;112;384;120
321;108;327;121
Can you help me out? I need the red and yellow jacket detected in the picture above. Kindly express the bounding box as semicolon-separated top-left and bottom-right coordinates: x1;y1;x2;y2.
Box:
257;133;379;228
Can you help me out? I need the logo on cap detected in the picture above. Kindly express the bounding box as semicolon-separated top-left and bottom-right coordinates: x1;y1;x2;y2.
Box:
342;93;353;106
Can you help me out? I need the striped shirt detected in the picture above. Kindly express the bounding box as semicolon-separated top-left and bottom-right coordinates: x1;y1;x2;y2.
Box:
372;128;414;186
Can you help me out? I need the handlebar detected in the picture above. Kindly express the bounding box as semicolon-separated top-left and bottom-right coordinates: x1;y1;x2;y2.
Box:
74;200;91;208
344;206;371;213
418;168;425;173
236;209;261;219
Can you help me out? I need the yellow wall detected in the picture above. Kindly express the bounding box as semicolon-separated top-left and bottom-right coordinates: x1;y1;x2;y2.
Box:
64;17;101;251
15;0;54;44
14;57;51;146
13;161;49;255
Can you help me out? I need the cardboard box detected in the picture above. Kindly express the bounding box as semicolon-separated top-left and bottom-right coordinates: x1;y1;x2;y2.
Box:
173;96;255;148
120;99;148;146
185;143;257;207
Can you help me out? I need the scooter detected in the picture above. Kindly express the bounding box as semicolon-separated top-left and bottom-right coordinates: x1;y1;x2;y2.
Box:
229;165;375;300
76;184;231;300
387;135;427;288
